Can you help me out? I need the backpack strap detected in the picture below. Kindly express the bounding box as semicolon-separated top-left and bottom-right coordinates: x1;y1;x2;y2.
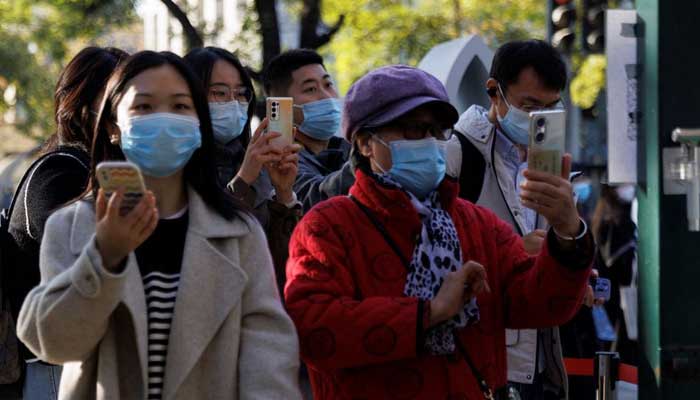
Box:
455;130;486;203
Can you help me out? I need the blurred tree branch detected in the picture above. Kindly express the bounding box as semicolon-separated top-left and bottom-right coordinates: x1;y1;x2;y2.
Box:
254;0;281;71
300;0;345;49
159;0;204;51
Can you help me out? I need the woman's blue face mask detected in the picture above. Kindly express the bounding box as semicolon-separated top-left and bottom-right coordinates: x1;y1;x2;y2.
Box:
496;83;564;146
118;112;202;178
209;100;249;144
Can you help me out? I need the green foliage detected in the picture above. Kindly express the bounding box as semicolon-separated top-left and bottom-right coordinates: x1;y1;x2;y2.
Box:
0;0;135;136
320;0;546;93
570;54;606;110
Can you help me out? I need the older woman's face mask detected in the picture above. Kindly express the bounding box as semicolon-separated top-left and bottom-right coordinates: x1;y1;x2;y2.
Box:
366;109;451;199
371;135;447;199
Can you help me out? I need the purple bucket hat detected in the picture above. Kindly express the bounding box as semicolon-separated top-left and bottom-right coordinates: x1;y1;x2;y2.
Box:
341;65;459;141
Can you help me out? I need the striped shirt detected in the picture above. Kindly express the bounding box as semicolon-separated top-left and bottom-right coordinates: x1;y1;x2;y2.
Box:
135;207;188;400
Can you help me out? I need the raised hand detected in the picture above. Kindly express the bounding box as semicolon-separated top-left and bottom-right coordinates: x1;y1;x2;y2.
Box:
520;153;580;238
267;141;302;205
95;188;159;271
237;118;283;185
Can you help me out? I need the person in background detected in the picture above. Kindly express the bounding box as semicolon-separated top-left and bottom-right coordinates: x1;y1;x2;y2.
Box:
1;46;127;400
17;51;300;399
285;65;594;400
185;47;301;291
591;184;638;365
263;49;354;212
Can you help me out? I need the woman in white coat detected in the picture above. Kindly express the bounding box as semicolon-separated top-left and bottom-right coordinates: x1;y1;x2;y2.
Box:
17;50;301;400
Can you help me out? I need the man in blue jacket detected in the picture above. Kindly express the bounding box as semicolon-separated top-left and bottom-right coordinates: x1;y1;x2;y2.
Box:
263;49;355;212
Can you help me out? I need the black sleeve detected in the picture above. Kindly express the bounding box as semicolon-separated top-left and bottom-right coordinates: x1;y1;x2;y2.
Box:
265;200;301;298
19;154;89;242
546;224;596;271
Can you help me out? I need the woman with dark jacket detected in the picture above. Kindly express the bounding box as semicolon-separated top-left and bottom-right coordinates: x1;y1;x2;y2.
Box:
592;184;638;364
2;46;128;399
184;47;301;291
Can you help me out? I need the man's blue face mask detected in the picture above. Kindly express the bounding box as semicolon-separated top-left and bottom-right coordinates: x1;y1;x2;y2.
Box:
496;83;563;146
294;98;342;141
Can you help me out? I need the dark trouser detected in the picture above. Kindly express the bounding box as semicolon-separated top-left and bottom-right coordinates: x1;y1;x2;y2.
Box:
508;371;561;400
23;361;61;400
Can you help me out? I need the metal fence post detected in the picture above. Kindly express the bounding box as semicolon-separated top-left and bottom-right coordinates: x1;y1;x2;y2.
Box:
595;351;620;400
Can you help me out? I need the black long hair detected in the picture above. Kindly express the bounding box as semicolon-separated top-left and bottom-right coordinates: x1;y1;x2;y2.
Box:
184;47;256;149
45;46;129;154
89;50;245;220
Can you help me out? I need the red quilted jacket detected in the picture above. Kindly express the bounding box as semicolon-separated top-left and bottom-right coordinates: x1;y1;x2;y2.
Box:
285;169;592;399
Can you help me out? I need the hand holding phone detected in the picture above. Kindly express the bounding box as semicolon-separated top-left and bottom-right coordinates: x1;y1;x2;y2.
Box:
95;162;158;270
237;119;284;184
96;162;147;216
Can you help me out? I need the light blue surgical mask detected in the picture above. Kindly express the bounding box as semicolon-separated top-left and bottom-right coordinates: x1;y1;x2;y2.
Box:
294;98;342;140
209;100;248;144
118;113;202;178
373;137;446;199
496;84;531;145
496;84;564;146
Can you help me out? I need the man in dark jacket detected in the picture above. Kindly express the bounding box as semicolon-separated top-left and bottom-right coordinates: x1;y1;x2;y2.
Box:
263;49;355;212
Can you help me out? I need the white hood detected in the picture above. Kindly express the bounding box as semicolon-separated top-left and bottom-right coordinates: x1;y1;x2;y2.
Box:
454;104;495;142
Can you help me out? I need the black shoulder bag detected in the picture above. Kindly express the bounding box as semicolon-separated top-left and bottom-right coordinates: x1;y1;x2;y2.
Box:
0;149;88;383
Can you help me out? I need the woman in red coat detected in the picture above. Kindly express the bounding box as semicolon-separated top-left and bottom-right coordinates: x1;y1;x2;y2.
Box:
285;65;594;400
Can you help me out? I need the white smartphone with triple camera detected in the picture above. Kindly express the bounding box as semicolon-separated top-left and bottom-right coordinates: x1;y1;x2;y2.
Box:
527;109;566;176
96;161;146;216
266;97;294;150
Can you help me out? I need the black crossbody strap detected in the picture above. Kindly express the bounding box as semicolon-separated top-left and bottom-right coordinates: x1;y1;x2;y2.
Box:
348;195;411;270
453;330;496;400
454;330;494;400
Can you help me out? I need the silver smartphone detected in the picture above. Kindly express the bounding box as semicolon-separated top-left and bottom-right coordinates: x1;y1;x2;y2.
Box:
527;109;566;176
266;97;294;150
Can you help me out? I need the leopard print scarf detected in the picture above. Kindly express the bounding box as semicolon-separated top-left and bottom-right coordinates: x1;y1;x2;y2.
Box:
376;173;480;355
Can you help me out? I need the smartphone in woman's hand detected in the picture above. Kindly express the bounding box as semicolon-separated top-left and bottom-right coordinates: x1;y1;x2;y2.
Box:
96;161;146;216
